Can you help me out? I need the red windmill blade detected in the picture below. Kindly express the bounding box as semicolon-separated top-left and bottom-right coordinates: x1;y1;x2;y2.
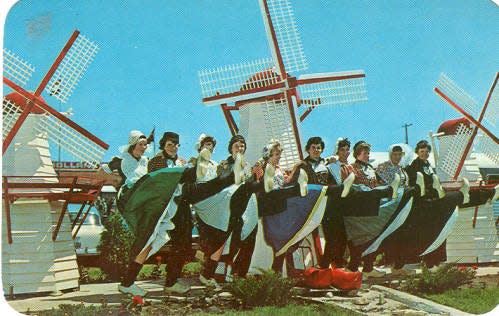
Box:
199;0;367;169
3;30;108;166
434;72;498;181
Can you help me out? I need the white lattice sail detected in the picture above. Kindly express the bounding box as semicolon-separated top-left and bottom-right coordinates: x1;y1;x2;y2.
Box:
34;113;106;167
476;134;499;165
297;71;368;107
3;49;35;87
437;73;479;118
239;97;300;170
259;0;307;73
4;92;106;167
436;123;474;180
2;97;22;140
484;79;498;127
199;58;277;100
45;34;98;103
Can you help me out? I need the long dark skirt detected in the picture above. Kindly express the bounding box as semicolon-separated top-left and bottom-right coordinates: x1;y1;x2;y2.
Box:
320;185;396;268
262;184;329;256
191;179;262;277
342;186;413;271
381;191;464;267
119;168;185;258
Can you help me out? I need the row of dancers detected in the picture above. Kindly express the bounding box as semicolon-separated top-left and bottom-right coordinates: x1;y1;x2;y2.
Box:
99;130;499;296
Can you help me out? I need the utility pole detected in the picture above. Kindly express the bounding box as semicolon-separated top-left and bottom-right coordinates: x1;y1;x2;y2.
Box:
402;123;413;144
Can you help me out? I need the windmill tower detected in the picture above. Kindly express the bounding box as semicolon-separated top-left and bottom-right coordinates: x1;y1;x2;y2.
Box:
432;73;499;263
2;30;108;294
199;0;367;170
198;0;367;274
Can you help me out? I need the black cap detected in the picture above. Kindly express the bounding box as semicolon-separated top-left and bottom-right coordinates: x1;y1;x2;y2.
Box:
159;131;180;148
305;136;325;152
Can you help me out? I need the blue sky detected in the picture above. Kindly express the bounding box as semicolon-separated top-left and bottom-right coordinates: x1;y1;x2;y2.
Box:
2;0;498;163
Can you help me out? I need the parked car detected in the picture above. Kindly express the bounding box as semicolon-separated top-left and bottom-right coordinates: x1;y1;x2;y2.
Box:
68;207;104;256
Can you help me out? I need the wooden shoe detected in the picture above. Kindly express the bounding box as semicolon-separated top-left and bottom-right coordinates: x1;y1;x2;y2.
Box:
234;153;244;185
264;163;275;193
196;148;211;180
432;174;445;199
459;177;470;204
491;184;499;204
390;173;400;199
297;169;308;197
416;172;425;197
341;173;355;198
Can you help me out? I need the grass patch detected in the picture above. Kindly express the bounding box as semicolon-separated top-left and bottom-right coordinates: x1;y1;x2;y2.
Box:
228;270;297;308
401;263;475;294
192;303;360;316
424;288;499;315
38;303;111;316
86;267;105;282
199;304;361;316
37;302;360;316
183;261;202;277
79;261;203;283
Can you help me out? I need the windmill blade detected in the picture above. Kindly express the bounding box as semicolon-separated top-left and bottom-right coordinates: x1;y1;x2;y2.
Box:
3;49;35;87
437;73;479;118
259;0;307;74
3;91;108;167
436;123;474;181
2;97;22;140
476;133;499;165
483;73;498;127
199;58;285;105
34;113;107;167
238;97;301;170
297;71;368;107
45;34;98;103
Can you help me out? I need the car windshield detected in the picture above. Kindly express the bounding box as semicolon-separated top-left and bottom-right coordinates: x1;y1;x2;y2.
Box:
84;214;101;225
69;212;101;226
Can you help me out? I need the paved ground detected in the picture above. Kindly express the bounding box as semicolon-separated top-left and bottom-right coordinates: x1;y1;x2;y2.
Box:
4;266;498;315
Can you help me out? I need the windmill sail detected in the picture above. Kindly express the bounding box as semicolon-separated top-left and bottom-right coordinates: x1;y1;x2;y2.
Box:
297;71;368;107
437;73;479;118
45;34;98;103
199;58;280;105
434;73;498;180
3;49;35;87
259;0;307;74
3;91;107;167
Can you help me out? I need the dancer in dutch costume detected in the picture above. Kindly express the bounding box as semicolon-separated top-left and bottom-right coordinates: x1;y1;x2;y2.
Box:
372;144;419;275
100;131;151;296
318;137;351;269
184;133;231;289
181;135;261;282
144;131;193;294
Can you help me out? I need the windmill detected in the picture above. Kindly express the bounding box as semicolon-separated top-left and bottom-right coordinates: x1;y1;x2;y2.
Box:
198;0;367;274
198;0;367;170
432;73;499;264
433;73;498;182
2;30;108;294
